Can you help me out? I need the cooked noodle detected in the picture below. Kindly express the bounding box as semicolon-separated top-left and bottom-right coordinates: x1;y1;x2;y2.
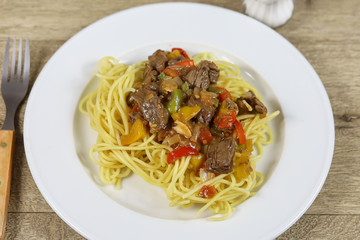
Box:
79;52;279;220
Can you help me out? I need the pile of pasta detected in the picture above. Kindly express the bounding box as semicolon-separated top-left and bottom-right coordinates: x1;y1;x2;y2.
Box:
79;52;279;220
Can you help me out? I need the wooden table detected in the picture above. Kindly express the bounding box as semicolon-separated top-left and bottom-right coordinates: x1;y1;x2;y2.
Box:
0;0;359;239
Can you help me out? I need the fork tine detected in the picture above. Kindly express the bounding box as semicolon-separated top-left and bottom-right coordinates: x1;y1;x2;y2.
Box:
23;38;30;85
1;38;10;83
10;38;16;82
16;37;22;83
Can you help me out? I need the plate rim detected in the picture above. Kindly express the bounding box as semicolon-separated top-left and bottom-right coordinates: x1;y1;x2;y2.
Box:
23;2;335;240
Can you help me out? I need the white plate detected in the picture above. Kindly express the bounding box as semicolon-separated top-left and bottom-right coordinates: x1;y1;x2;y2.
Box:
24;3;334;240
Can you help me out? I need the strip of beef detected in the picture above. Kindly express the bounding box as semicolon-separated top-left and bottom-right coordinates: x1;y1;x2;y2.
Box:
187;93;217;125
143;63;158;83
236;91;267;116
143;81;160;92
129;85;169;131
127;81;160;108
206;138;235;174
168;55;187;65
148;49;169;72
183;60;219;90
210;124;233;140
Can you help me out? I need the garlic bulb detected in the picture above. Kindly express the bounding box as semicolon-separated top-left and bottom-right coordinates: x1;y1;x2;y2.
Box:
243;0;294;28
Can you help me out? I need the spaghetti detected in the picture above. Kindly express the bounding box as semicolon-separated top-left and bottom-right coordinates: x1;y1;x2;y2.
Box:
79;49;279;220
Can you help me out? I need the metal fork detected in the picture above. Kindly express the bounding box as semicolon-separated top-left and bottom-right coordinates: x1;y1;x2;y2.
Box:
0;38;30;240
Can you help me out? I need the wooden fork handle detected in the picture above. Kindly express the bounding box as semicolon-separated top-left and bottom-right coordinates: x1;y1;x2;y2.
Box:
0;130;15;240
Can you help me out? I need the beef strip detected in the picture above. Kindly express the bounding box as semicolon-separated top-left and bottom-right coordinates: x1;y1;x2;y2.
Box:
168;55;187;65
126;92;135;109
143;63;158;83
206;138;235;174
179;67;192;78
127;81;160;109
236;91;267;116
128;110;142;124
148;49;169;72
209;123;234;140
129;85;169;131
143;81;160;92
187;93;217;125
183;60;219;90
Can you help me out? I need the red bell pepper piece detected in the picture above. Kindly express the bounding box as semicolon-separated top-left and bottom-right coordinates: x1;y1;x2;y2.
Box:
217;87;232;102
175;59;195;69
163;60;194;77
214;115;234;129
198;127;213;144
199;185;217;198
171;48;190;59
167;146;199;164
234;120;246;144
163;67;181;77
214;110;237;129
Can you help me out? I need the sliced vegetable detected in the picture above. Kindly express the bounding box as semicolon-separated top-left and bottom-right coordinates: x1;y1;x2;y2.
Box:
167;50;181;59
213;98;219;107
163;134;182;146
214;110;236;129
190;153;205;170
214;100;239;129
199;185;217;198
195;161;206;177
234;120;246;144
200;90;218;106
199;168;216;182
217;87;232;102
167;146;199;164
234;153;249;165
171;48;190;59
158;72;166;80
163;67;181;78
172;105;201;122
207;86;222;93
236;143;246;151
161;78;178;92
234;163;252;180
217;100;235;116
120;118;146;146
181;82;189;92
166;89;184;115
232;111;237;120
198;127;213;144
173;120;192;138
175;59;195;68
214;115;234;129
246;139;253;152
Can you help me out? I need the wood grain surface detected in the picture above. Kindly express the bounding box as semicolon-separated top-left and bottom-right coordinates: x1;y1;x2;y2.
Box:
0;130;15;240
1;0;359;239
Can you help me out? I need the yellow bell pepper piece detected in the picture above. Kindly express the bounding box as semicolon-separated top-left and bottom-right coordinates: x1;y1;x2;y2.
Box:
246;139;253;152
172;105;201;122
120;118;146;146
190;153;205;170
235;153;249;164
167;50;181;60
234;163;252;180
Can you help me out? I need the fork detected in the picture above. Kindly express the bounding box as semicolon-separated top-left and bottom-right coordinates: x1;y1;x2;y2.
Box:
0;38;30;240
